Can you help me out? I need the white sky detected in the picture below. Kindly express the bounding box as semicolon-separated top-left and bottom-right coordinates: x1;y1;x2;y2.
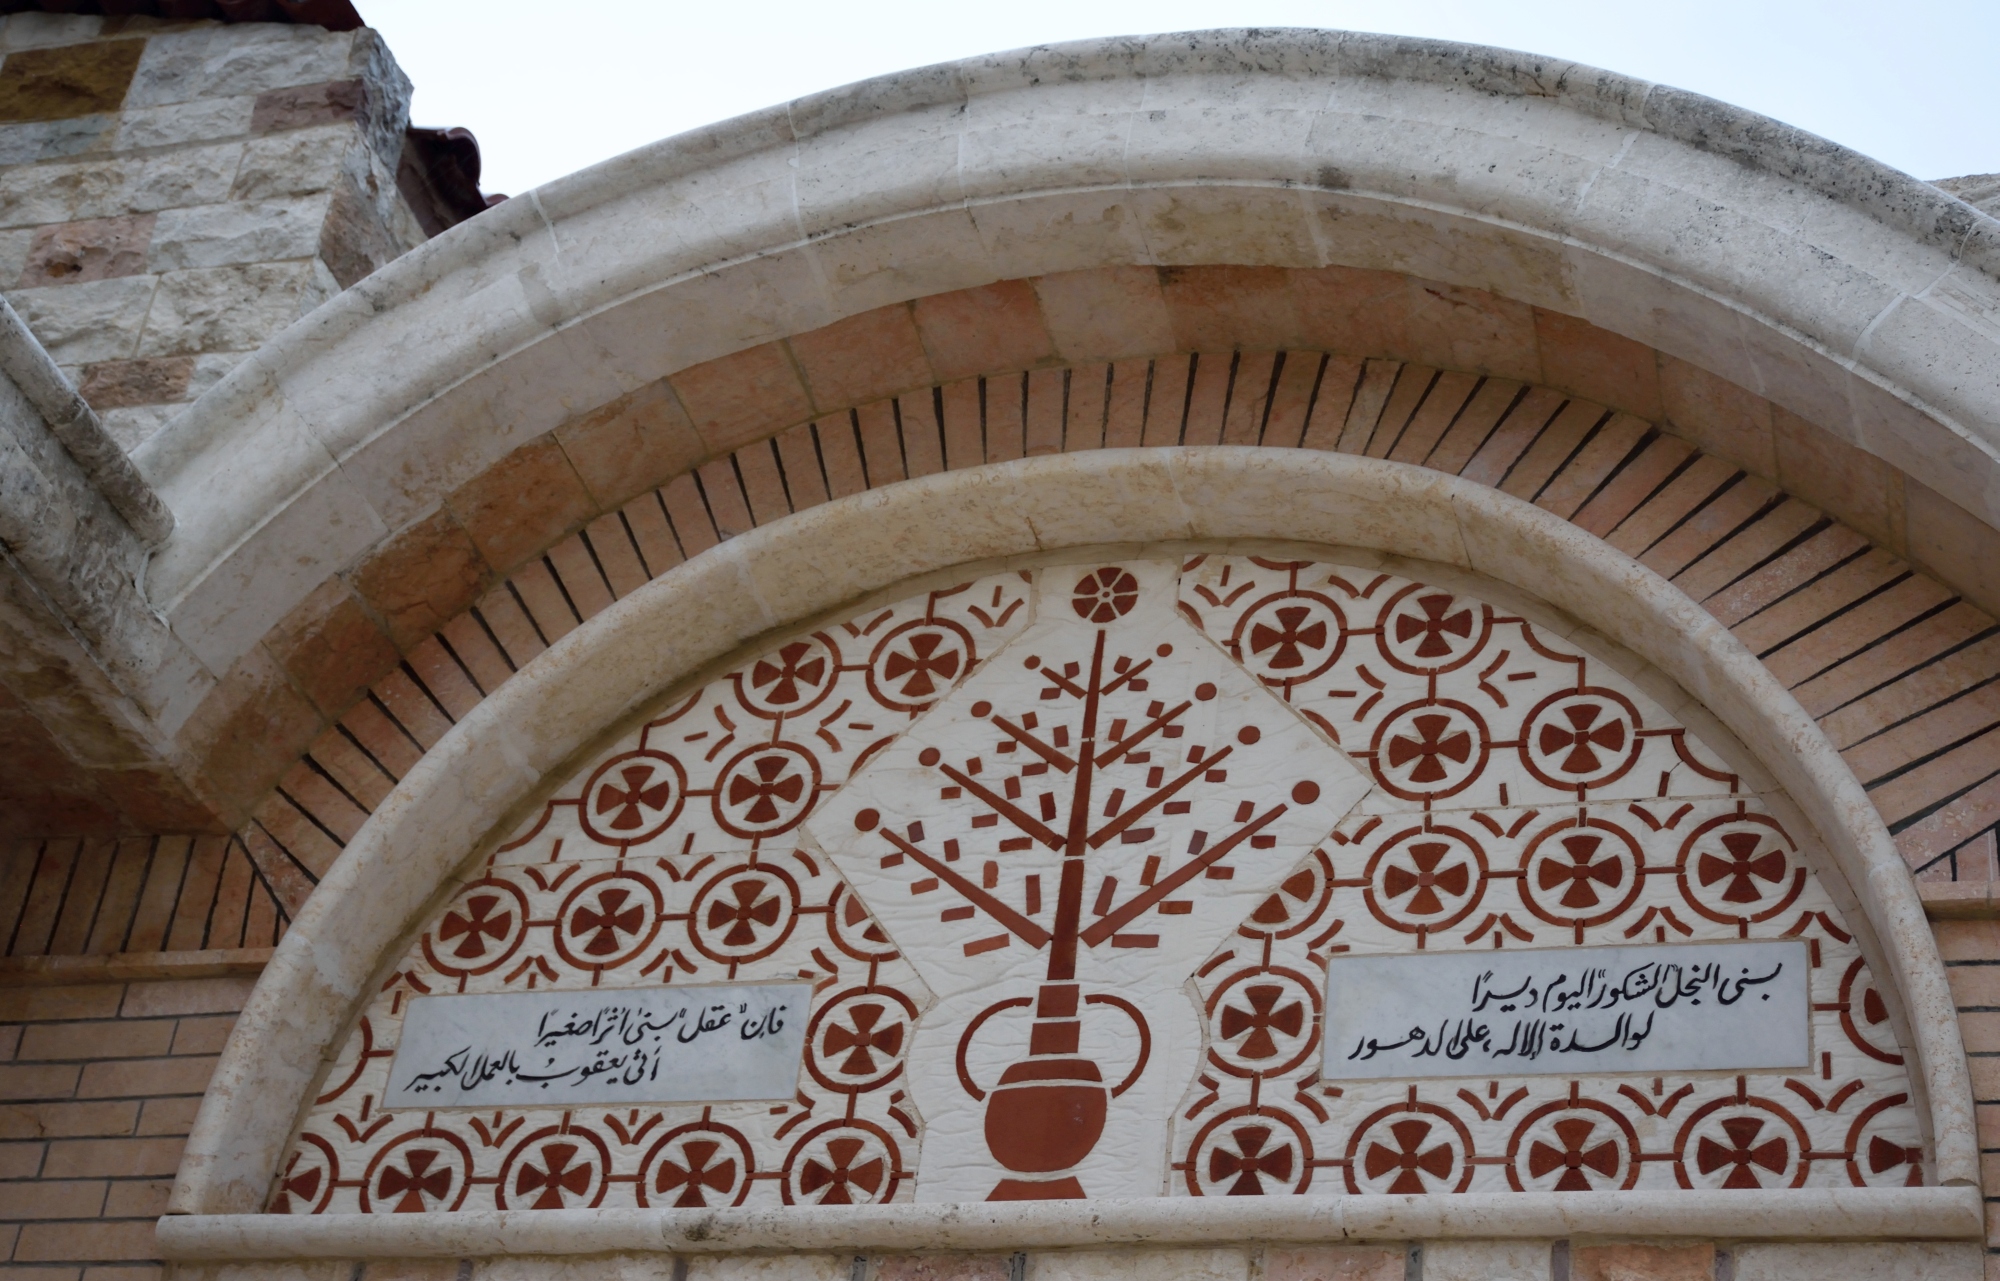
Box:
362;0;1998;200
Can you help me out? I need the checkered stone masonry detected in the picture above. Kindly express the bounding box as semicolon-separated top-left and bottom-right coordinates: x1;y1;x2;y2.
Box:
277;557;1920;1211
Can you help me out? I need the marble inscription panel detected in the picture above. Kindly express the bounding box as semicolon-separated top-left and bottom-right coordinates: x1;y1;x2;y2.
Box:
1324;941;1809;1080
386;984;811;1108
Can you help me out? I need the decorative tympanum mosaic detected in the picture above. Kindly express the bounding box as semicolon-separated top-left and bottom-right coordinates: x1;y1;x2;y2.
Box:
275;556;1921;1213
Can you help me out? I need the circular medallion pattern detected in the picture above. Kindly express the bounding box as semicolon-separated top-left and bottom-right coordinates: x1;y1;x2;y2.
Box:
1369;700;1489;800
638;1122;756;1208
496;1124;611;1210
868;619;976;710
712;742;822;839
580;750;687;845
688;863;801;964
1518;816;1645;929
1232;591;1347;685
1362;824;1488;933
553;870;664;970
1376;585;1489;674
1520;688;1643;790
1186;1105;1314;1196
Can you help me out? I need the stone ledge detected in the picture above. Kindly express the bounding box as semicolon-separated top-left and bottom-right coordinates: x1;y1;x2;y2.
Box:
1920;883;2000;920
0;946;272;985
155;1188;1985;1258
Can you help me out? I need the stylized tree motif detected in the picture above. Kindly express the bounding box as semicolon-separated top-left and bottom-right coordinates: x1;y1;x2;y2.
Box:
514;1142;592;1209
822;1003;905;1075
570;888;645;956
1395;593;1474;658
882;632;961;698
654;1139;738;1207
1207;1124;1296;1195
1249;606;1328;671
1699;831;1789;904
1537;702;1626;774
706;878;782;947
595;765;675;830
1219;984;1306;1060
1538;833;1625;909
1383;840;1470;916
438;893;512;959
1387;714;1472;784
750;640;827;706
376;1149;453;1212
798;1136;885;1204
1527;1117;1621;1191
1363;1119;1455;1194
1696;1117;1790;1189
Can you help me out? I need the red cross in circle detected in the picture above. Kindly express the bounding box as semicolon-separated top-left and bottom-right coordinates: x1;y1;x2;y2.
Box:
1396;593;1473;658
596;765;674;831
438;893;511;959
1208;1124;1295;1195
727;755;806;824
571;887;645;956
515;1142;592;1209
1249;606;1327;671
1386;713;1472;784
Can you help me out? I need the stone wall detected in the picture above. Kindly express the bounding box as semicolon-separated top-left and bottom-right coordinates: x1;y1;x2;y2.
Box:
0;12;425;452
1;969;254;1281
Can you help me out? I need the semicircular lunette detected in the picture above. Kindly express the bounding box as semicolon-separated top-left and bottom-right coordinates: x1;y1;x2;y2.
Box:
282;551;1918;1211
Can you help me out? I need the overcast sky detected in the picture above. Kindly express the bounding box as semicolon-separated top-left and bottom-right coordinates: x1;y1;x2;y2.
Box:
364;1;1997;200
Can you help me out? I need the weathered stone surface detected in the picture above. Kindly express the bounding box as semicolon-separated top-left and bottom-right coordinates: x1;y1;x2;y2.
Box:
0;142;242;226
316;177;396;289
149;196;328;271
17;212;153;286
0;113;110;167
229;126;360;202
95;400;177;451
124;25;355;110
109;94;256;153
76;354;192;409
8;273;151;362
137;262;314;357
249;78;363;134
0;39;143;123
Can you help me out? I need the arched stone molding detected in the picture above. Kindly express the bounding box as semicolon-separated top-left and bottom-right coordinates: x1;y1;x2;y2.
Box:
167;449;1977;1227
132;26;2000;743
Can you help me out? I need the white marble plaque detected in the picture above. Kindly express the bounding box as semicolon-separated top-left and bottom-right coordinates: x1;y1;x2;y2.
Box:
1323;941;1810;1080
384;983;810;1108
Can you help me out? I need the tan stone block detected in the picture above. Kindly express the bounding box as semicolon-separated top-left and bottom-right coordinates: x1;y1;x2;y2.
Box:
874;1256;1010;1281
83;1268;163;1281
102;1178;172;1217
1970;1054;2000;1103
1534;307;1662;420
258;577;399;718
1399;278;1540;382
669;341;815;456
1035;265;1174;362
1953;967;2000;1008
0;1099;138;1140
1032;1249;1247;1281
0;1267;77;1281
1290;265;1412;357
1733;1242;1980;1280
1658;354;1776;478
359;1262;463;1281
0;1231;17;1267
2;1178;105;1218
249;79;363;133
76;1054;215;1099
76;355;195;409
913;280;1055;382
554;378;706;512
1938;919;2000;963
18;214;155;287
347;507;492;652
1571;1242;1713;1281
0;1022;18;1059
444;436;599;576
317;175;399;290
8;275;155;363
1978;1101;2000;1147
1418;1241;1550;1281
168;1015;235;1057
0;1062;79;1101
14;1218;158;1263
41;1134;184;1178
1263;1246;1403;1281
1772;405;1907;553
172;647;324;828
1964;1013;2000;1054
0;1137;44;1176
1908;478;2000;622
118;976;256;1018
16;1020;174;1063
1159;264;1300;351
0;985;122;1023
0;40;143;123
134;1094;199;1137
680;1258;846;1281
789;304;934;412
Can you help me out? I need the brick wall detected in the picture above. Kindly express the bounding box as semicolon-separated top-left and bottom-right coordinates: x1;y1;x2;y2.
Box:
0;11;427;452
1936;918;2000;1280
0;971;253;1281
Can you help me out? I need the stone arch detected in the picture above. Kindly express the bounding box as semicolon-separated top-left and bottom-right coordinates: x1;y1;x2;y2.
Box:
167;449;1975;1229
